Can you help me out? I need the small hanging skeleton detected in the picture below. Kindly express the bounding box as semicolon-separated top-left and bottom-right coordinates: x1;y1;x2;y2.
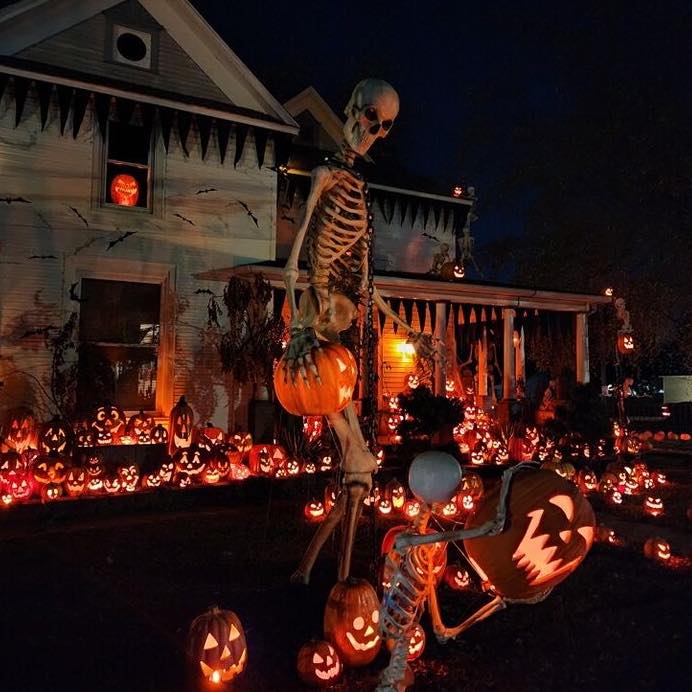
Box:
282;79;438;584
377;462;538;692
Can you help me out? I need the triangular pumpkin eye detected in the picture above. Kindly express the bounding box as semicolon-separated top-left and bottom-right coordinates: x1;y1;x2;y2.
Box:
220;645;231;660
312;653;324;664
229;624;240;641
203;633;219;650
199;661;213;677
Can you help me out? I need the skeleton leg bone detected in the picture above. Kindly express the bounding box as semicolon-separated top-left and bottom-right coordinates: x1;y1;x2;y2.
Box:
429;587;506;643
338;482;366;581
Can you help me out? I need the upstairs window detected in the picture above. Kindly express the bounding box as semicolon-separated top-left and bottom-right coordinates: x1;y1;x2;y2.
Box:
78;279;161;411
105;120;152;209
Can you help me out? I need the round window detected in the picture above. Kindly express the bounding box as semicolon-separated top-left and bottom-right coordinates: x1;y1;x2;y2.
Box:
117;32;148;62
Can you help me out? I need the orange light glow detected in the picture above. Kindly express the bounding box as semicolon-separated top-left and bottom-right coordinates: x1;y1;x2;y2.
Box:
110;173;140;206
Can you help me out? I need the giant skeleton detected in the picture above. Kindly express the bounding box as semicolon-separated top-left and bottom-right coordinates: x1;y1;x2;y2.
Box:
282;80;437;584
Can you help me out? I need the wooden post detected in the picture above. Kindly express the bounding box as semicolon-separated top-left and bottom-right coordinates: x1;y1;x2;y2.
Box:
576;312;590;384
502;308;515;399
514;327;525;388
434;302;447;395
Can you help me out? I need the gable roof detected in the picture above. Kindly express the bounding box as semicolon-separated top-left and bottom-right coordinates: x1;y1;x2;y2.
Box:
284;86;345;150
0;0;297;131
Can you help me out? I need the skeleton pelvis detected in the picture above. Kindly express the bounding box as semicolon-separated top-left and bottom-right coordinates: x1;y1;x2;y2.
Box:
299;289;357;339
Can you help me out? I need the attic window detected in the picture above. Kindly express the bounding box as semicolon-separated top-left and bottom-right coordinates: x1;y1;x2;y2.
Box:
111;24;154;70
104;120;152;209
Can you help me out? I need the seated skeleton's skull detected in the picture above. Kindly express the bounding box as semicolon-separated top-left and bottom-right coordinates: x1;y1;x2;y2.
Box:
343;79;399;156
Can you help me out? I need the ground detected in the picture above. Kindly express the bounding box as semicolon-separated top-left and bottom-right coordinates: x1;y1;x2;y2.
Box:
0;455;690;692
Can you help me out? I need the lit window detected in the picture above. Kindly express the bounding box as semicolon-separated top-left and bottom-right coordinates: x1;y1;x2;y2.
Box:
105;120;152;209
78;279;161;411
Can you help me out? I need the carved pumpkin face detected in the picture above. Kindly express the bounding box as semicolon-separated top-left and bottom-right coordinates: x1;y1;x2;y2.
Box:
440;500;458;518
202;458;221;485
41;482;63;502
464;470;595;601
644;537;670;561
2;407;37;454
577;469;599;494
460;471;484;499
87;477;104;494
187;607;247;684
103;475;121;494
320;455;333;472
377;498;393;516
230;432;253;454
653;472;667;485
158;460;174;483
65;467;86;497
470;445;485;465
607;489;623;505
406;373;419;389
303;461;317;474
39;418;72;455
151;424;168;445
168;396;195;455
175;472;193;489
228;463;250;481
406;623;426;661
91;404;126;445
215;451;232;478
85;454;104;478
0;451;26;485
198;425;226;451
143;473;162;489
33;453;67;485
386;479;406;509
444;563;472;590
323;578;381;667
644;496;664;516
459;494;475;511
1;491;13;506
9;472;34;501
127;411;155;444
118;464;140;492
285;458;300;476
297;640;342;687
617;333;635;353
304;500;326;521
174;446;206;476
76;427;96;448
404;499;420;518
248;445;276;475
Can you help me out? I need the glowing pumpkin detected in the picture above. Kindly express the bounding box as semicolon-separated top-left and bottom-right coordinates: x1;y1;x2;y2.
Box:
323;578;381;667
65;467;87;497
304;499;326;521
33;453;68;485
464;469;595;601
274;343;358;415
91;403;126;445
385;622;426;662
296;640;342;687
187;606;247;684
643;537;671;561
168;396;195;456
127;410;155;445
110;173;139;206
643;496;664;516
38;417;73;455
0;451;26;485
617;333;635;354
2;407;37;454
9;473;34;501
444;563;472;591
41;482;63;502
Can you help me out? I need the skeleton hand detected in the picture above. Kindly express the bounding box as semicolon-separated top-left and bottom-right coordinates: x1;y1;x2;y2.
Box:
281;327;322;385
406;332;443;362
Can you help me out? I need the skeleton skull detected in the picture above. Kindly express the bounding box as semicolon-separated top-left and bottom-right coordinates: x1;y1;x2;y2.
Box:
343;79;399;156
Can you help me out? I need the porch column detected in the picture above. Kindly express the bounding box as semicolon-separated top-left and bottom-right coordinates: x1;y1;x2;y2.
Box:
477;327;488;397
514;327;525;386
502;308;515;399
576;312;590;384
434;302;447;395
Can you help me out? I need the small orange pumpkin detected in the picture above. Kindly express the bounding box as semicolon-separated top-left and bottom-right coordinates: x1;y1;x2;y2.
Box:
274;343;358;416
296;640;343;687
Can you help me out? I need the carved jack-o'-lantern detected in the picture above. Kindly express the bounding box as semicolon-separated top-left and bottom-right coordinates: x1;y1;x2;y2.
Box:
187;606;247;685
297;640;343;687
41;482;63;502
118;463;140;492
175;472;193;489
386;478;406;510
75;426;96;448
110;173;140;207
9;473;34;501
168;396;195;455
91;404;126;445
1;491;13;506
227;462;250;482
617;333;635;354
275;343;358;416
2;407;37;454
403;499;421;518
320;454;333;472
577;468;599;494
643;537;671;561
151;424;168;445
65;467;87;497
303;461;317;474
158;460;174;484
440;500;458;518
377;498;393;516
444;563;472;591
460;471;484;500
103;475;122;494
87;477;104;494
0;451;26;485
643;496;664;516
201;456;222;485
323;578;381;667
304;499;326;521
173;445;206;478
464;469;595;601
406;373;420;390
143;472;163;489
385;622;426;662
33;453;68;485
230;432;253;456
127;410;155;445
197;423;226;452
38;417;73;455
249;445;275;475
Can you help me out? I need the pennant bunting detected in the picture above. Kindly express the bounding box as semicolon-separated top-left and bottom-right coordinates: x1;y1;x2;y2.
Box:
159;107;174;152
389;298;401;334
415;300;427;332
72;90;90;139
36;81;53;131
254;127;269;168
56;85;72;135
402;299;414;327
217;120;230;163
177;111;192;155
198;116;212;160
234;124;248;167
13;77;30;127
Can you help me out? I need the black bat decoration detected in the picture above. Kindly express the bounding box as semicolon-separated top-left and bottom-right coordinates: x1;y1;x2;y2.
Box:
236;200;259;228
281;214;296;224
28;254;57;259
194;288;216;296
2;196;31;204
174;212;195;226
422;232;442;243
106;231;137;251
195;188;218;195
68;206;89;227
69;281;87;303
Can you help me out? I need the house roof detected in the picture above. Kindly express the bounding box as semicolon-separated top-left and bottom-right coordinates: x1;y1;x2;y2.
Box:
195;261;613;313
0;0;298;131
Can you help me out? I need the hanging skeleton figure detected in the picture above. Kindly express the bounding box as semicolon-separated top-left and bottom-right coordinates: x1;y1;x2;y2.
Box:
282;79;438;584
378;453;596;691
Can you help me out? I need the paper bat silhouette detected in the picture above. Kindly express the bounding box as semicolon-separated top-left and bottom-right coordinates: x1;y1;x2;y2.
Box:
106;231;137;251
174;212;195;226
68;206;89;227
22;326;57;339
2;196;31;204
195;188;218;195
28;255;57;259
236;200;259;228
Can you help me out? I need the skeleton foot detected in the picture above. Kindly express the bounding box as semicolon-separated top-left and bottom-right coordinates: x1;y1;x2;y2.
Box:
281;327;322;384
290;569;310;585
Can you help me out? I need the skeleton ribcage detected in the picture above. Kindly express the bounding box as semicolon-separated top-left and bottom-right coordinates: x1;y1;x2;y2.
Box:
381;545;434;638
306;171;368;291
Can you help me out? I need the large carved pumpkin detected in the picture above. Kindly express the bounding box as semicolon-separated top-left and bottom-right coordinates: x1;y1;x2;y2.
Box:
127;410;155;445
323;578;381;667
2;407;37;454
296;640;343;687
464;469;595;601
90;403;126;445
168;396;195;456
187;606;247;685
38;417;73;455
0;450;26;485
274;343;358;415
33;452;68;485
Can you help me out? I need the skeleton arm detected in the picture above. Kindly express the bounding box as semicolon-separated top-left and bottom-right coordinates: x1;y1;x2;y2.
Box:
283;166;331;329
